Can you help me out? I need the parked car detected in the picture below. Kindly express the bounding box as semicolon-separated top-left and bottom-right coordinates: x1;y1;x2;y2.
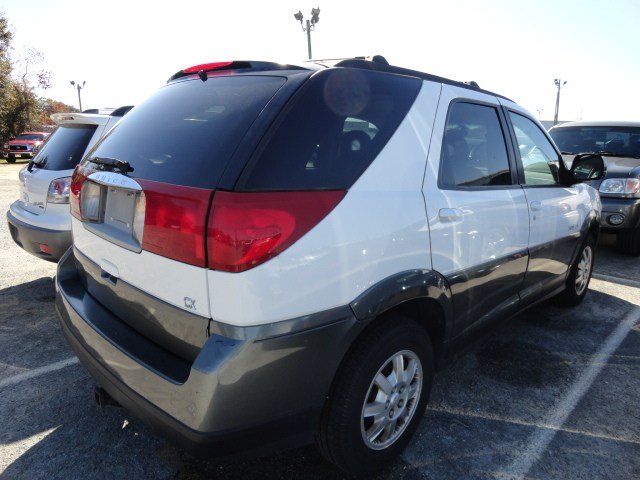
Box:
6;106;133;261
55;59;604;476
2;131;49;163
549;121;640;255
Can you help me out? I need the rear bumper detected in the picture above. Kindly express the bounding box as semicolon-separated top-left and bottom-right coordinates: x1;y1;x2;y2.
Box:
6;209;71;261
55;248;361;458
600;197;640;233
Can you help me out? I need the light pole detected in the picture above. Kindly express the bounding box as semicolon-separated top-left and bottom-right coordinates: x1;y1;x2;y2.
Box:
70;80;86;112
294;8;320;59
553;78;567;126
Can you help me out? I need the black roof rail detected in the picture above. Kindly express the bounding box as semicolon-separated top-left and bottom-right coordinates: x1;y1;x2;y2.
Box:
334;58;511;101
111;105;134;117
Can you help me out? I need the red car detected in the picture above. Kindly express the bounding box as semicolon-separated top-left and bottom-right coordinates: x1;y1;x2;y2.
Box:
2;132;50;163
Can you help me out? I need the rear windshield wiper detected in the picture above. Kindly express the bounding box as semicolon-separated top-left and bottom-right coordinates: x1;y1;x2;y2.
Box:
89;156;134;173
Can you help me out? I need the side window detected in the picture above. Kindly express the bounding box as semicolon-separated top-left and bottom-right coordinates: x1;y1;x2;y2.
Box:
439;102;512;188
509;112;561;186
239;69;421;190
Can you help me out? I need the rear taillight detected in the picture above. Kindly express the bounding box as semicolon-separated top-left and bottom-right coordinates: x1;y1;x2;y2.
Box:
46;177;71;204
137;180;213;267
69;165;91;219
207;191;345;273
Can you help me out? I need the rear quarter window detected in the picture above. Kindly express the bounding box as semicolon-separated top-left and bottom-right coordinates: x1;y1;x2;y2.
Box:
33;124;97;171
237;68;422;191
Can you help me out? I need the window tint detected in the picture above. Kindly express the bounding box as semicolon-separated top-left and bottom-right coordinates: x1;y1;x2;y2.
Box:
239;68;421;190
509;112;560;186
550;126;640;157
16;133;45;141
86;76;286;188
32;125;97;171
439;102;512;188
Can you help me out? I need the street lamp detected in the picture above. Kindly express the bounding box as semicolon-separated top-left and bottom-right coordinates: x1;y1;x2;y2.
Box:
70;80;86;112
553;78;567;126
293;7;320;59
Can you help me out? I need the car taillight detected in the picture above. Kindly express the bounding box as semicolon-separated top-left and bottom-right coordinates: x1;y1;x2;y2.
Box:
137;180;213;267
46;177;71;204
207;190;345;273
70;165;91;219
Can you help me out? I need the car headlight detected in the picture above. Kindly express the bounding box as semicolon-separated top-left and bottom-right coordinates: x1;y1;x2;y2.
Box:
599;178;640;196
2;143;8;149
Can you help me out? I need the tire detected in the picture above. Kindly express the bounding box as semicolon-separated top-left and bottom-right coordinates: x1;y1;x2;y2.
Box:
316;316;434;476
6;158;16;164
616;228;640;256
555;234;596;307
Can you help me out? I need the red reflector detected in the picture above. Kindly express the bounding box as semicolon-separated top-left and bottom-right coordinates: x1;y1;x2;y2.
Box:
138;180;213;267
182;61;233;74
208;190;345;273
39;243;52;255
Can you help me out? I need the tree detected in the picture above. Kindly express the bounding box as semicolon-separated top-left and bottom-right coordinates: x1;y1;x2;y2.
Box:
0;12;57;141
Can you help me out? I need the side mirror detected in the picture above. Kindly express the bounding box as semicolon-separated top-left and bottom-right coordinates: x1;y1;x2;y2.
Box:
570;154;606;183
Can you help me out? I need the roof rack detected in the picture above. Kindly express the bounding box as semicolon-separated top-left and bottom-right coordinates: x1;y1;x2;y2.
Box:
334;57;511;101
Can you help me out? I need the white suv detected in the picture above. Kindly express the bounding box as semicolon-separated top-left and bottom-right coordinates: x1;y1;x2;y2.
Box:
7;106;132;261
55;59;604;475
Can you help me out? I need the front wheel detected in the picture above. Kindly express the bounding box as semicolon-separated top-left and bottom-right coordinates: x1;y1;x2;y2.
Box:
555;235;595;307
616;228;640;256
316;317;433;476
6;158;16;164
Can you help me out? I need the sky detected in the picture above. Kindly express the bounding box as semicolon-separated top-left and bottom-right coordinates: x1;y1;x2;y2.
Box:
2;0;640;121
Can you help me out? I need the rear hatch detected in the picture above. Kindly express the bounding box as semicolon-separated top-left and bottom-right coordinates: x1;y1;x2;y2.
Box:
70;70;298;361
19;124;101;215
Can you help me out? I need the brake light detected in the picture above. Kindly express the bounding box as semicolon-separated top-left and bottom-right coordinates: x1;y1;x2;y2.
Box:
46;177;71;204
182;61;233;74
208;191;345;273
69;165;92;219
137;180;213;267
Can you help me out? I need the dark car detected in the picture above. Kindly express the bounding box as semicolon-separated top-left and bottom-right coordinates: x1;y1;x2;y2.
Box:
2;132;50;163
549;121;640;255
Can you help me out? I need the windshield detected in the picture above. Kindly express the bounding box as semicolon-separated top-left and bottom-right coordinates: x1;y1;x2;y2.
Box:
16;133;45;141
85;75;287;189
550;126;640;157
32;125;97;171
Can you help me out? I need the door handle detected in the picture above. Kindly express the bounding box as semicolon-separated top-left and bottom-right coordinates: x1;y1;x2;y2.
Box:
529;201;542;211
439;208;463;222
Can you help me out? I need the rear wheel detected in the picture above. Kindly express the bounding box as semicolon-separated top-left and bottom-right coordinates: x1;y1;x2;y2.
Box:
616;228;640;256
555;235;595;307
316;317;433;476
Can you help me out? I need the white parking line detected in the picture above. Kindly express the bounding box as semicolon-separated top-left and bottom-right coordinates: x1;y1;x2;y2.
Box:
0;357;79;389
592;273;640;289
503;306;640;479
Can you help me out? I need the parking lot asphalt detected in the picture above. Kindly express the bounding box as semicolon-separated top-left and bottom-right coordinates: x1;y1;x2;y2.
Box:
1;161;639;480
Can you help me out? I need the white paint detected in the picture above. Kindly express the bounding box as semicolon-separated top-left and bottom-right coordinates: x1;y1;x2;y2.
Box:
208;82;441;325
0;357;79;390
503;306;640;479
423;84;530;275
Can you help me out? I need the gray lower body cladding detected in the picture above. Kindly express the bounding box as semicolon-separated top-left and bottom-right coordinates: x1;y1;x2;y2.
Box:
6;210;71;262
600;196;640;232
55;248;363;458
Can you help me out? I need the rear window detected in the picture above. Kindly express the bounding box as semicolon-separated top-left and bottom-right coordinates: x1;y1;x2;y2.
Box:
33;125;97;171
85;75;287;188
238;68;421;190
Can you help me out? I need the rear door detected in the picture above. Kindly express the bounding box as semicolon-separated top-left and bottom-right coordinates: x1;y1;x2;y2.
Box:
503;109;582;301
423;85;529;337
